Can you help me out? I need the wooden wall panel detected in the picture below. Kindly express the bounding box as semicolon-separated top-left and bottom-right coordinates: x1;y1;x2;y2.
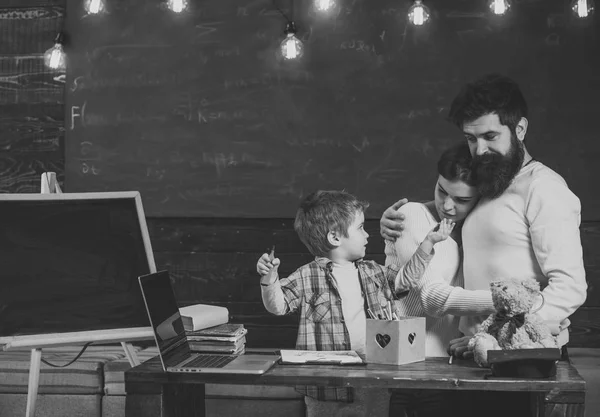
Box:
0;57;64;105
581;223;600;306
0;1;65;194
0;5;65;55
0;103;63;150
147;218;600;348
0;1;63;7
0;153;63;192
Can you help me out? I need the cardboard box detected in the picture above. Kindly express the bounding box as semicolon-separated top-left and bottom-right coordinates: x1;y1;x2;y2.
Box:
366;317;425;365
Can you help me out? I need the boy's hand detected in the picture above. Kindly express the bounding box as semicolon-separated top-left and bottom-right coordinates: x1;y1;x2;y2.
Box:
256;253;280;285
380;198;408;242
426;218;455;245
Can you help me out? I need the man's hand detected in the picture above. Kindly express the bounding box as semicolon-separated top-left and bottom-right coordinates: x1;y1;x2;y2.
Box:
448;335;474;359
380;198;408;241
544;320;561;336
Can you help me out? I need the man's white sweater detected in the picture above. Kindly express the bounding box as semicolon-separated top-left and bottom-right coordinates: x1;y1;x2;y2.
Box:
460;160;587;347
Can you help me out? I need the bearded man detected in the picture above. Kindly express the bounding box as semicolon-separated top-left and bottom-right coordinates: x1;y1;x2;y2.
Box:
380;74;587;360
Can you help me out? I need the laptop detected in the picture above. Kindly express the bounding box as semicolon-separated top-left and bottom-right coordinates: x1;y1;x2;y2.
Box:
139;270;279;374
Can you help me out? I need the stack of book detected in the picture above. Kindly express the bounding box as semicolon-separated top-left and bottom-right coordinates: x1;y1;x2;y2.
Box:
186;323;247;354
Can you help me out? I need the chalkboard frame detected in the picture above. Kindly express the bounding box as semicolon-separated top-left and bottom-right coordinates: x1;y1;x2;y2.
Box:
0;191;156;348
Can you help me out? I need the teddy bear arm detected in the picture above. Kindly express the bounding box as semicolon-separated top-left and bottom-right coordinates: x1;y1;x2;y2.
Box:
522;314;558;348
470;333;501;368
478;314;495;334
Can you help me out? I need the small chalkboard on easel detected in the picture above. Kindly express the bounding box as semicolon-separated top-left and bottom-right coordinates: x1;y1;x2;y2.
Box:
0;172;157;417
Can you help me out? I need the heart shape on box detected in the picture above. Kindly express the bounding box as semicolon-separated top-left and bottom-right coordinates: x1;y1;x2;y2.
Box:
408;332;416;344
376;333;391;348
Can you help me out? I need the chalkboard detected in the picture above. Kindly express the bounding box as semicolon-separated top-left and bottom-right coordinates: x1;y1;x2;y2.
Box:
0;192;154;338
64;0;600;219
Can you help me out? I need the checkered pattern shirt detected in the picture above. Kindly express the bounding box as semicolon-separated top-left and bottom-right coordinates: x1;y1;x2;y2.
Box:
275;257;401;402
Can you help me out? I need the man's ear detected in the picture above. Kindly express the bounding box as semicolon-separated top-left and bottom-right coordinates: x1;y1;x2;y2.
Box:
516;117;528;141
327;230;341;248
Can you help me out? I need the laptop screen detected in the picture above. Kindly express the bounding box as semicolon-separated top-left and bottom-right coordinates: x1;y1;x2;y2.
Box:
138;271;191;369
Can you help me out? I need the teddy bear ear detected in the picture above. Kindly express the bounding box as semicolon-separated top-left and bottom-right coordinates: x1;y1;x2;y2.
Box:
521;279;540;292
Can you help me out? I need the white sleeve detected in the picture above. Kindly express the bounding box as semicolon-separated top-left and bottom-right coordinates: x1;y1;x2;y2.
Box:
526;177;587;323
384;203;495;317
261;268;305;316
260;280;287;315
415;261;495;318
384;203;434;291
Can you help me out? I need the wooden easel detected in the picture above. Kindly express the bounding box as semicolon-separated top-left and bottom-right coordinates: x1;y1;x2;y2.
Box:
10;172;151;417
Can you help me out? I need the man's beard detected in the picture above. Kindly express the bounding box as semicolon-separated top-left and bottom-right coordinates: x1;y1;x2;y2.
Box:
472;135;525;199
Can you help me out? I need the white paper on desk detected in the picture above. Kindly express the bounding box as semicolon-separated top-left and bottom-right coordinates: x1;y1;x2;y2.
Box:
280;349;364;365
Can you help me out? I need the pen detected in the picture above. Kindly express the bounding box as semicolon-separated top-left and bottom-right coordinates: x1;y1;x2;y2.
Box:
448;355;453;365
261;245;277;287
366;308;376;319
269;245;275;262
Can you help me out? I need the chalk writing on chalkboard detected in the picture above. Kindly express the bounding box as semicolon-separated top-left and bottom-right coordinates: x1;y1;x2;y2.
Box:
64;0;600;219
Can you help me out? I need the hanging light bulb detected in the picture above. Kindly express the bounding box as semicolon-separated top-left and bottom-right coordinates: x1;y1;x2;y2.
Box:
167;0;188;13
280;22;304;60
408;0;431;26
315;0;334;12
571;0;595;18
83;0;106;15
44;32;66;71
489;0;511;15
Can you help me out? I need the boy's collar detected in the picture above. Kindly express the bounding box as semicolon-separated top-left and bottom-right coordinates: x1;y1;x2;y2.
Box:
314;257;364;270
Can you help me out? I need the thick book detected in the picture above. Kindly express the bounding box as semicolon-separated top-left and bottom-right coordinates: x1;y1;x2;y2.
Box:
279;349;364;365
189;342;246;355
188;337;246;349
186;323;245;338
186;327;247;342
188;336;246;352
179;304;229;332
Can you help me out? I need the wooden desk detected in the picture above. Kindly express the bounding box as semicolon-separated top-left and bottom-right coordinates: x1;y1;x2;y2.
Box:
125;356;586;417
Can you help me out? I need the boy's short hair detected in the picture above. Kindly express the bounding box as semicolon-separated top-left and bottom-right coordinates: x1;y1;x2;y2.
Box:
294;190;369;257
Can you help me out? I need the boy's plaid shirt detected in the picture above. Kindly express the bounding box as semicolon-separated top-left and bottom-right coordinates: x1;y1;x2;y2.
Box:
278;257;401;403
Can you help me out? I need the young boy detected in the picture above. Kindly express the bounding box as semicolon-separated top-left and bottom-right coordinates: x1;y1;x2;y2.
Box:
256;190;453;417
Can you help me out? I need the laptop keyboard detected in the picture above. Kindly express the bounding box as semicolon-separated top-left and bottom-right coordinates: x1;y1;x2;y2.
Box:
184;354;236;368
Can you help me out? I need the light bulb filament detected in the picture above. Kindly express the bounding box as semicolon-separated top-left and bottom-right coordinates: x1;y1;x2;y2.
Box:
493;0;506;14
168;0;186;13
316;0;333;11
286;40;297;59
49;47;62;69
89;0;101;14
414;7;424;25
577;0;588;17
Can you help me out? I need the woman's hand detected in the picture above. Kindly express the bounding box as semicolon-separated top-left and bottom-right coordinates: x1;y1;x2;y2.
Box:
448;335;474;359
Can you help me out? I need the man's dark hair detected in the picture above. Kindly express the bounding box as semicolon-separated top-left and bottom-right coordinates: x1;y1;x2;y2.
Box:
448;73;528;134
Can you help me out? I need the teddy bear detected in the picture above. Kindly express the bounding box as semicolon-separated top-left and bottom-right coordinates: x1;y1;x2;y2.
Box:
469;278;558;367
